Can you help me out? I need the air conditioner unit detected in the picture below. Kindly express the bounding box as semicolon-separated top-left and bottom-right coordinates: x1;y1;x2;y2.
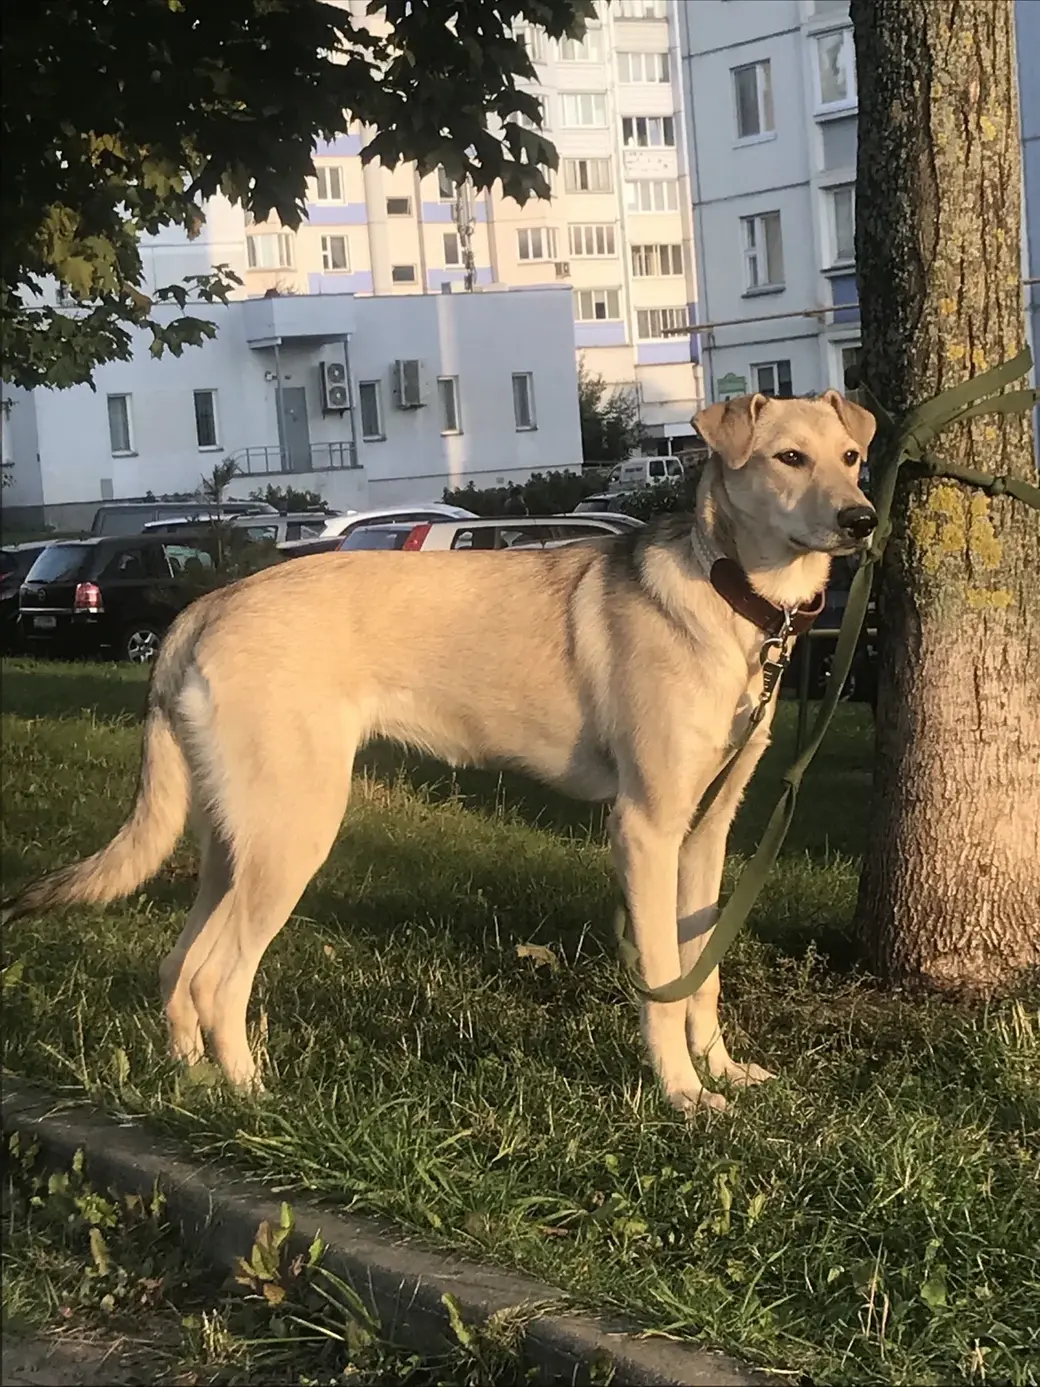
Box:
554;261;571;279
392;358;426;410
320;359;349;412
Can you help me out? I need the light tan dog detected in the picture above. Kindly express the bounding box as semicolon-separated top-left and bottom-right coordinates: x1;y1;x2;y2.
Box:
4;391;876;1112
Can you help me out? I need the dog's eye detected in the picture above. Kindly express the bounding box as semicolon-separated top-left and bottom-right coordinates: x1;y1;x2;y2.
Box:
776;450;805;468
843;450;860;466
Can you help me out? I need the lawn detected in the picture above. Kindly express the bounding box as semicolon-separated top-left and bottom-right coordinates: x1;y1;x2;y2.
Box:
2;657;1037;1386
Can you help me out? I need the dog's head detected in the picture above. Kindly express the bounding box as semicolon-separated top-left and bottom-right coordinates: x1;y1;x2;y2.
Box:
693;391;877;556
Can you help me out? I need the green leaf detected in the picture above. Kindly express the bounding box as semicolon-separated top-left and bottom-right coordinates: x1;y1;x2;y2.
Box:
920;1268;948;1310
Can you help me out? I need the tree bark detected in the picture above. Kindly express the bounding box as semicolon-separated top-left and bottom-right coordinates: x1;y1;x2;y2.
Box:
852;0;1040;990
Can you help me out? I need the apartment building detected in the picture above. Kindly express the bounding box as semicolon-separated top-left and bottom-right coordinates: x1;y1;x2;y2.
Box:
133;0;703;453
678;0;1040;406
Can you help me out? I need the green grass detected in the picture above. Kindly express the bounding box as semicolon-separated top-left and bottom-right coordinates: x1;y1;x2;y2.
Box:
2;656;1038;1387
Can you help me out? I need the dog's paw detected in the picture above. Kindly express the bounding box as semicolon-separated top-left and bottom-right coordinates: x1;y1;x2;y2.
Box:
666;1084;728;1114
711;1059;775;1087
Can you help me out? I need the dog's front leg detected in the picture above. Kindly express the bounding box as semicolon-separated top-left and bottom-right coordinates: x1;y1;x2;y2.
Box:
678;732;774;1092
610;797;726;1113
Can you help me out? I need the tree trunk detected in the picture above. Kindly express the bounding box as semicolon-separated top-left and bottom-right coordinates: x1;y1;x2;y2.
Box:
852;0;1040;990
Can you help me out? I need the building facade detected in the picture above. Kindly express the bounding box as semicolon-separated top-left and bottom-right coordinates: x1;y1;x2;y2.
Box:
46;0;704;457
678;0;1039;405
2;288;582;530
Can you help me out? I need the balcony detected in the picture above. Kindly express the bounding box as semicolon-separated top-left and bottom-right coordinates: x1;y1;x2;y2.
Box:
240;294;356;346
226;442;360;476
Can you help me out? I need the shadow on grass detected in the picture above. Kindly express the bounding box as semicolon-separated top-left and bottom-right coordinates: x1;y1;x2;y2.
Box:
0;661;149;725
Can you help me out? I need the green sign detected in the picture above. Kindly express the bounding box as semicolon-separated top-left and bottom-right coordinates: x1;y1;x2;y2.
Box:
717;372;748;400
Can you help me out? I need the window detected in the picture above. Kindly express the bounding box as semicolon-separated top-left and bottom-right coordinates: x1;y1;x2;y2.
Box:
574;288;621;321
163;544;215;577
622;115;675;148
517;226;558;261
100;548;147;581
829;184;855;263
515;99;549;132
558;29;603;61
314;166;344;202
636;306;689;339
741;212;784;290
733;60;774;140
443;231;461;266
617;51;670;83
320;235;350;271
568;224;617;257
193;390;219;449
560;93;606;127
624;180;679;212
438;376;461;433
617;0;667;16
246;232;294;270
753;360;794;397
386;196;412;216
107;394;133;454
437;167;455;200
631;243;683;276
517;24;546;63
358;382;384;441
563;158;612;193
512;372;536;430
840;344;861;390
815;29;856;110
391;264;417;284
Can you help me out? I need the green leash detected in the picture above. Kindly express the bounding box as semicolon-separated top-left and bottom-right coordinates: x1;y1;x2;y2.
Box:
616;348;1040;1005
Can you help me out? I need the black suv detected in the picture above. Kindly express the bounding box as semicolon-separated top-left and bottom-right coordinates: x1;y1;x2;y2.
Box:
1;542;51;652
19;535;221;663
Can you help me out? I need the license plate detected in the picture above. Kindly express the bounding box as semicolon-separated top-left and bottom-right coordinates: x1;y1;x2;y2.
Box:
33;615;57;630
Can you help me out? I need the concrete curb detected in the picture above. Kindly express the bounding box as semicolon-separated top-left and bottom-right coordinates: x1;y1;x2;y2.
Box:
2;1081;778;1387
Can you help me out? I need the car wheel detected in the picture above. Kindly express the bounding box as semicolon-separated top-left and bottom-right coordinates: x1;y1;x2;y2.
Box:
122;623;165;664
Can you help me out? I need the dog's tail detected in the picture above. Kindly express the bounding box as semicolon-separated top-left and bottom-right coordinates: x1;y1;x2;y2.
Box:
2;700;191;925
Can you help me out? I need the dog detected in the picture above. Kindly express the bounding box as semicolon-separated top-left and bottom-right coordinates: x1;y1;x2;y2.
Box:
3;390;876;1113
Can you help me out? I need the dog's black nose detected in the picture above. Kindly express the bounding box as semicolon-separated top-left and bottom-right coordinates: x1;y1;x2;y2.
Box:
837;505;878;540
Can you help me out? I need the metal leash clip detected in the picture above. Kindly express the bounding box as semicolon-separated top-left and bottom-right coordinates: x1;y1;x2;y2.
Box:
751;607;796;725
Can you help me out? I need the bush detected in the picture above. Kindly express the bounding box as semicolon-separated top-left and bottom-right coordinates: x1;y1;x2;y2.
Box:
443;469;604;518
615;473;700;521
248;483;329;512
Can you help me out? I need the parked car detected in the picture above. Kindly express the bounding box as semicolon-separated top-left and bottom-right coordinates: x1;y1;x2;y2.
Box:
317;503;478;541
338;514;636;554
782;556;879;705
143;511;335;544
572;492;641;515
607;456;685;492
19;534;221;663
89;499;278;536
1;542;51;651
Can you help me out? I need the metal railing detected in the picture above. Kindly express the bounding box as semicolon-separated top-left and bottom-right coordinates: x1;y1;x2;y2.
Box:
225;442;359;476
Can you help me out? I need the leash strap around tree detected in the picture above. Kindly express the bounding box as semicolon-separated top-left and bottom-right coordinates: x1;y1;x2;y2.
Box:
616;348;1040;1005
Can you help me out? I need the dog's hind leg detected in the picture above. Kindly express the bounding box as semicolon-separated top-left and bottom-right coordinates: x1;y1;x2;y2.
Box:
187;753;354;1089
678;730;774;1091
158;818;233;1065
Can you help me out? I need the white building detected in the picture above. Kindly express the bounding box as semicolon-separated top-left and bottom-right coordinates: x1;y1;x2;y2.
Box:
2;287;582;530
12;0;704;467
679;0;1039;410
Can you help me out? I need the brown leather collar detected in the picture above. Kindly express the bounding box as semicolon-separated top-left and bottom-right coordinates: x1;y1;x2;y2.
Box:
710;557;826;637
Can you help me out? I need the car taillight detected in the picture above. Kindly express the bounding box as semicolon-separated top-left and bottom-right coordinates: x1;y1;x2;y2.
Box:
74;581;104;612
402;523;432;551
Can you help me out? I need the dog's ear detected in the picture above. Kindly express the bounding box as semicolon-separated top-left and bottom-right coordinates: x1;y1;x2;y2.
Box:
821;389;877;455
693;394;769;469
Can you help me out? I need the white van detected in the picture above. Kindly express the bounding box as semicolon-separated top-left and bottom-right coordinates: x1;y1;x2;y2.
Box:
607;456;685;492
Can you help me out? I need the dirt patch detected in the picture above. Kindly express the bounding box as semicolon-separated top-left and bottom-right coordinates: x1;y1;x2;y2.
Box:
1;1334;154;1387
